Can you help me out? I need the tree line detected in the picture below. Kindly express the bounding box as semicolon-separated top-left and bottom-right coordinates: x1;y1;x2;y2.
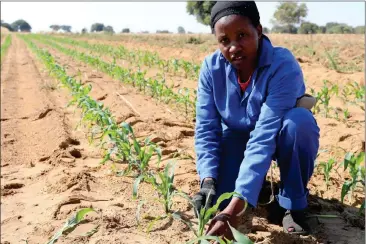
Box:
186;1;365;34
2;3;364;35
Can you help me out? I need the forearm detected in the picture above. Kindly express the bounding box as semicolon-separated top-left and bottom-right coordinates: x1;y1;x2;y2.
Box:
222;196;247;216
195;125;222;183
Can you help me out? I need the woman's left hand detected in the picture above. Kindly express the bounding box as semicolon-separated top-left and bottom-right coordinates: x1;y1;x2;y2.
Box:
206;212;239;242
206;197;246;242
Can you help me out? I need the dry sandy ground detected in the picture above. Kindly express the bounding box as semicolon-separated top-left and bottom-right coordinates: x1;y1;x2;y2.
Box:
1;35;364;244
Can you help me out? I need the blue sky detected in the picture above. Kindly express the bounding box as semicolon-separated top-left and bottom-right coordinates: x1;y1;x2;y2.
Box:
1;2;365;33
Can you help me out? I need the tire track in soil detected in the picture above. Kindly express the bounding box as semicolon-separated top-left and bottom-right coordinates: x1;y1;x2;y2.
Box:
30;39;365;244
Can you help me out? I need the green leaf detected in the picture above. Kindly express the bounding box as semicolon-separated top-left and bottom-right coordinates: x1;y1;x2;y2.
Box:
47;208;95;244
227;222;253;244
360;199;365;214
171;212;197;237
75;208;95;223
204;192;241;221
355;152;365;166
343;152;353;170
341;181;352;203
133;175;145;198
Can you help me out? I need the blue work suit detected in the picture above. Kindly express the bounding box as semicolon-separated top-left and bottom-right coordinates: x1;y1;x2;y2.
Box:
194;35;320;211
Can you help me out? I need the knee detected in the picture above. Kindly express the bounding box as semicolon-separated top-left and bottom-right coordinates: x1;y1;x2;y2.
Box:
282;108;319;136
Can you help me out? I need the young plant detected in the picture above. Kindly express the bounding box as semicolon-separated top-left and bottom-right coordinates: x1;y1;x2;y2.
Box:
343;108;350;121
319;158;336;189
133;161;196;233
310;80;338;117
118;122;162;178
324;48;339;72
341;152;365;206
185;222;253;244
133;161;177;212
177;88;195;119
178;191;251;244
47;208;97;244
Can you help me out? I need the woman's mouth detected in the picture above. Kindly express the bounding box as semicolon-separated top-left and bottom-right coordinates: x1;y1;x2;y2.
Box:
231;54;246;63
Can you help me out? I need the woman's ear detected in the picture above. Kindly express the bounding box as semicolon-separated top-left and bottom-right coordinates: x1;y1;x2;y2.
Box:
256;24;263;39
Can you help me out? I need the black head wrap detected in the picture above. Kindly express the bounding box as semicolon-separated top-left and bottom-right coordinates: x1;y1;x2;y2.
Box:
210;1;260;32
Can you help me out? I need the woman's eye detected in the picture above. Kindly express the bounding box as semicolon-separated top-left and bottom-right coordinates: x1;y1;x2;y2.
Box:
220;38;229;44
239;33;246;38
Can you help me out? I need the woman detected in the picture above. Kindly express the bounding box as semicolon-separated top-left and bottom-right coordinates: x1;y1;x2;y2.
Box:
192;1;320;240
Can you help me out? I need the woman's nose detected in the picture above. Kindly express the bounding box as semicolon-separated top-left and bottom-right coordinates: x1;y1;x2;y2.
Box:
229;42;241;53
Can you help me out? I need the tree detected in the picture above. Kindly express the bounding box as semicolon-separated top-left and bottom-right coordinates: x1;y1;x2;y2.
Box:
271;25;298;34
354;26;365;34
325;22;339;30
50;25;61;31
103;25;114;34
262;27;270;34
11;19;32;32
121;28;130;33
177;26;186;34
82;28;88;34
61;25;72;32
1;22;14;32
91;23;104;32
298;21;319;34
325;23;354;34
317;26;326;34
271;2;308;33
186;1;216;26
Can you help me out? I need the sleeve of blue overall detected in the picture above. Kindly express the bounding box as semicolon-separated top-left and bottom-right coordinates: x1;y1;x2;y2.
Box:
194;59;222;185
234;55;305;207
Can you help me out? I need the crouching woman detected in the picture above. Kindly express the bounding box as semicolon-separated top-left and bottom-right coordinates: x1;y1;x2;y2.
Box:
192;1;320;240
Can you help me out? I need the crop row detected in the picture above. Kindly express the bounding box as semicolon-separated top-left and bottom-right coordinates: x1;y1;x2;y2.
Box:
1;34;12;66
27;34;366;125
20;34;253;244
36;34;200;80
27;34;197;120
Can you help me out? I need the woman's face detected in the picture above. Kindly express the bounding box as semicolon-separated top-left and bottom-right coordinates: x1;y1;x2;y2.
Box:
214;15;262;71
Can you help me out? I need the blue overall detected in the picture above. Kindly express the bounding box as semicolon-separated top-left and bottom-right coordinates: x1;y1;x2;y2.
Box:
194;35;320;211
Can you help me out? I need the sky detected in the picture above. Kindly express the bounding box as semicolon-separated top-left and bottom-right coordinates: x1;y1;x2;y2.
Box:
1;2;365;33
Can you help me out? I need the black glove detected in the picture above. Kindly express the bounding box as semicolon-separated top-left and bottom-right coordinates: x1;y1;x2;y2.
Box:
192;178;216;217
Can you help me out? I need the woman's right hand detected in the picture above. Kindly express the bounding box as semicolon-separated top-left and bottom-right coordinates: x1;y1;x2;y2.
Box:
192;178;217;217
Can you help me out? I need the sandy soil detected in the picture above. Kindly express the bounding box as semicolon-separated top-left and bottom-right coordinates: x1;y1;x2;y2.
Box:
1;35;364;244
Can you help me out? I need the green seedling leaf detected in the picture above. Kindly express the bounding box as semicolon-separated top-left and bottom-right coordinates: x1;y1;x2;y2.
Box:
227;222;253;244
171;212;197;237
341;181;352;203
133;174;145;199
360;199;365;214
47;208;95;244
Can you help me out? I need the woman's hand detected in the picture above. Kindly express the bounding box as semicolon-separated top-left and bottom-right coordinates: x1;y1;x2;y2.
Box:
206;213;238;242
205;197;247;242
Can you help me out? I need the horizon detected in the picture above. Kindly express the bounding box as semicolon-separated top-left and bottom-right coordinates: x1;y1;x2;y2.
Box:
1;2;365;33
